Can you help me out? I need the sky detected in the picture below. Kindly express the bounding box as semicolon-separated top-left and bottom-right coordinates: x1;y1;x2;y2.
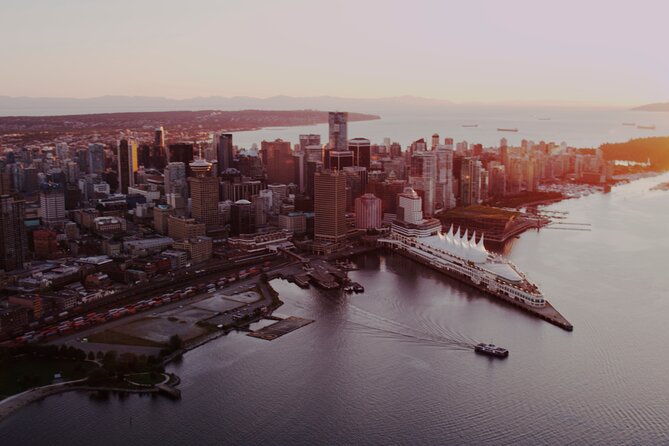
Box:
1;0;667;106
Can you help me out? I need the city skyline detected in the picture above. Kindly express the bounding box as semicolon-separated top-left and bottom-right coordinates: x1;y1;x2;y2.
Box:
1;0;668;106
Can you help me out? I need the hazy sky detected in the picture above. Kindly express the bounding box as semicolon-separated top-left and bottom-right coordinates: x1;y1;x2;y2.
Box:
1;0;667;105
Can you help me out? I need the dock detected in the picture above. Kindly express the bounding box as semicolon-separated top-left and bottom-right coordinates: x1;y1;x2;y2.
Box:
156;384;181;399
247;316;314;341
384;247;573;332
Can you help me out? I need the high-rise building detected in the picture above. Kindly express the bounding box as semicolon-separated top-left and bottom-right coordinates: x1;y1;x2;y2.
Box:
397;187;424;224
348;138;371;169
168;143;194;176
355;193;382;229
0;195;28;272
299;134;320;151
215;133;234;172
230;199;253;236
328;150;353;171
261;139;295;185
155;126;166;149
189;158;220;229
88;143;105;174
409;151;437;216
151;126;167;170
165;162;188;198
460;157;483;206
39;183;66;226
435;145;456;210
117;139;138;194
431;133;440;150
328;112;348;152
314;170;347;242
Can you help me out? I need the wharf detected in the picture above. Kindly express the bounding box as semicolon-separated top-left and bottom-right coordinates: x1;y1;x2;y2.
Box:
385;248;573;332
247;316;314;341
156;384;181;399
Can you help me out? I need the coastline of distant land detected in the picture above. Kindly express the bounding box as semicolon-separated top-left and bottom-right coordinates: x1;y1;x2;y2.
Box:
0;109;380;141
632;102;669;112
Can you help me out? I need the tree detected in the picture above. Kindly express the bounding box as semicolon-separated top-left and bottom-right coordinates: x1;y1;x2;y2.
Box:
87;351;95;361
168;335;183;352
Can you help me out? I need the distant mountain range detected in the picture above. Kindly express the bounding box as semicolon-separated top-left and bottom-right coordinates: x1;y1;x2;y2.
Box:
632;102;669;112
0;95;457;117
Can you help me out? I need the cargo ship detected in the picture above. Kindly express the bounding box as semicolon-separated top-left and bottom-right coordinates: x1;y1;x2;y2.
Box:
637;125;656;130
497;128;518;132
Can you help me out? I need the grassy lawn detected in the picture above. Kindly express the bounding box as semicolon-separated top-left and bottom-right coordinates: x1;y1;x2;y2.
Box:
0;358;97;399
87;330;164;348
125;372;165;386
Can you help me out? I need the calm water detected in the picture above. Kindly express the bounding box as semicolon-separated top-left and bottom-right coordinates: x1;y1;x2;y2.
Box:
233;107;669;149
2;172;669;444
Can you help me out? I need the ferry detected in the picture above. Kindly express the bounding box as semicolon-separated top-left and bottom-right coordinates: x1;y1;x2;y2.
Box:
497;128;518;132
474;343;509;358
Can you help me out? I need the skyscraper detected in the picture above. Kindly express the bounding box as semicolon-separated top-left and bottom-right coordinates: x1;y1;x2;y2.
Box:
435;144;456;210
0;195;28;272
460;157;483;206
355;193;382;229
314;170;347;243
215;133;234;172
168;143;195;176
299;134;320;151
409;151;437;216
164;162;188;199
189;158;220;229
261;139;295;185
348;138;371;169
328;112;348;152
117;139;138;194
39;183;66;226
87;143;105;174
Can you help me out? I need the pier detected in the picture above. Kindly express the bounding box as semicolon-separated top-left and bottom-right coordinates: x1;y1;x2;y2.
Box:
382;245;573;332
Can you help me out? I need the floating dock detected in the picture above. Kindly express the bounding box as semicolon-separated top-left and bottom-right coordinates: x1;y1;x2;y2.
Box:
247;316;315;341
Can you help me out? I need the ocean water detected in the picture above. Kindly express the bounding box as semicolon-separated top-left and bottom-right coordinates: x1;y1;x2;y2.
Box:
2;171;669;445
232;107;669;149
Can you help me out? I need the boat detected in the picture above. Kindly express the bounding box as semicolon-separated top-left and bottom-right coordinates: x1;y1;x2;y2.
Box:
377;188;574;332
497;128;518;132
637;125;656;130
622;122;635;126
537;117;551;121
474;343;509;358
462;124;479;128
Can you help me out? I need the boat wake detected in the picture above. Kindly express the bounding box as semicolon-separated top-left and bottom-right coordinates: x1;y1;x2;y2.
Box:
345;303;476;351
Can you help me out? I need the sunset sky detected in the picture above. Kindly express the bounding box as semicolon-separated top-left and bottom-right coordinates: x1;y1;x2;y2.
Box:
1;0;667;105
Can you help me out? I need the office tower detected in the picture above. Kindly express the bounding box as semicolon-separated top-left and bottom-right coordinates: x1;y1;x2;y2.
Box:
460;157;483;206
189;158;220;229
155;126;166;149
168;143;195;176
435;145;456;210
389;142;402;158
431;133;440;150
305;160;322;198
473;144;483;157
0;195;28;272
165;162;188;199
293;151;305;192
396;187;424;224
230;199;254;236
328;112;348;152
305;145;323;163
348;138;371;169
261;139;295;184
328;150;353;171
343;166;368;211
355;193;382;229
314;170;347;243
488;162;506;197
214;133;234;172
267;183;288;214
117;139;138;194
299;134;321;151
88;143;105;174
409;151;437;216
39;182;66;226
